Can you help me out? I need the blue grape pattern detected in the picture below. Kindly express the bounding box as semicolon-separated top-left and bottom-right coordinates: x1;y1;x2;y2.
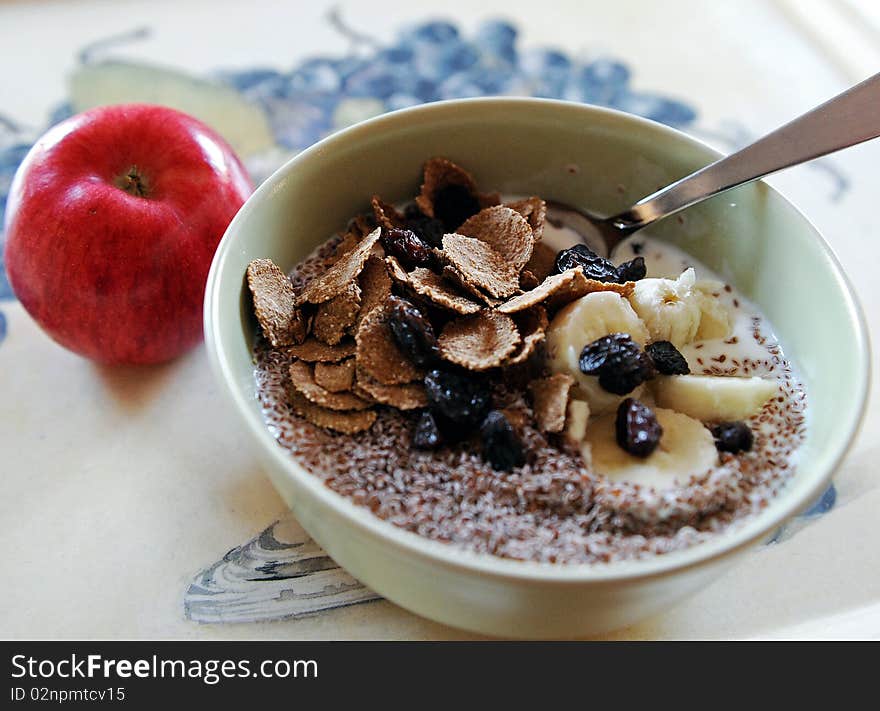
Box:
216;17;698;152
766;483;837;545
804;482;837;517
0;142;29;312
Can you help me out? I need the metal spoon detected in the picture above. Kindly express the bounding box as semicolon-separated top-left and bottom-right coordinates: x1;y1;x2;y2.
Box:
560;71;880;255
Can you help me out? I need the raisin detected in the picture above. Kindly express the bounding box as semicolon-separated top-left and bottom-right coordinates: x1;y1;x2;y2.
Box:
433;184;481;232
553;244;618;282
480;410;525;471
711;421;754;453
579;333;655;395
413;411;443;450
615;398;663;458
381;227;433;269
387;296;439;367
433;412;472;443
403;202;445;245
554;245;647;283
599;360;654;396
405;213;445;248
578;335;618;374
424;369;491;426
646;340;690;375
615;256;647;282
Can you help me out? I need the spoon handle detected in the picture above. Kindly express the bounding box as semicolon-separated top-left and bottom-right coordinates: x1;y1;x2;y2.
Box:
610;72;880;233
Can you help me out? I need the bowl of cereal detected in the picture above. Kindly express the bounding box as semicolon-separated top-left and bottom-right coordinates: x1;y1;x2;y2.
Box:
204;98;869;637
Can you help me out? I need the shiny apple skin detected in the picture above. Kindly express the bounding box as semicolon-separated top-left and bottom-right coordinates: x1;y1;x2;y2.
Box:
3;103;253;364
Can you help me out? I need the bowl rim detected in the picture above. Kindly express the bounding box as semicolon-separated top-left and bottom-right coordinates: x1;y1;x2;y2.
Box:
204;96;871;584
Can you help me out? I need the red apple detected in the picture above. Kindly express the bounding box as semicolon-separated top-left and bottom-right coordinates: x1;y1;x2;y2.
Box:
3;103;253;364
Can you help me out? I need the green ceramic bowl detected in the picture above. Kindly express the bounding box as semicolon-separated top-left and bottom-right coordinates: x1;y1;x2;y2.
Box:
204;98;869;638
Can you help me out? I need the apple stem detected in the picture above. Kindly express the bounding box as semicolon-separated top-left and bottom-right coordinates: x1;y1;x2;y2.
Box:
116;167;149;198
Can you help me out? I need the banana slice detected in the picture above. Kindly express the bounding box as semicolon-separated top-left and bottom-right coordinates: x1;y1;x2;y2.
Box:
565;399;591;442
694;279;733;340
584;407;718;489
627;268;702;348
653;374;777;421
546;292;650;415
